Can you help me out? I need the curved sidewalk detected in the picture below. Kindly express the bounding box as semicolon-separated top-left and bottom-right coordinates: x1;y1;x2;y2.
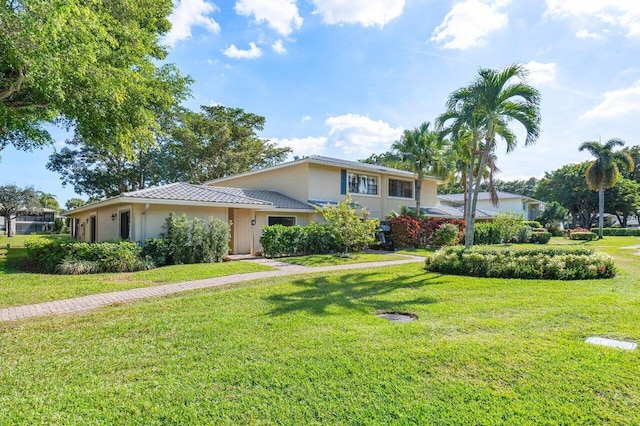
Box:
0;255;424;322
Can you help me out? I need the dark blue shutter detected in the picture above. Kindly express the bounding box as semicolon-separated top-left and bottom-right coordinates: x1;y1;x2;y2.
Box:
340;169;347;195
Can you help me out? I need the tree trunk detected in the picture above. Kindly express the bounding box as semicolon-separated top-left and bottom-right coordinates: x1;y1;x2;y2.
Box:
467;149;489;248
415;175;422;217
598;183;605;239
464;154;476;248
6;215;13;238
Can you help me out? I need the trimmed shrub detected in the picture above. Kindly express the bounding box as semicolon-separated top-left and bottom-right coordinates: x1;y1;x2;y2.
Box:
260;223;338;258
425;246;615;280
472;222;502;245
590;228;640;236
432;223;460;247
523;220;543;228
389;216;464;248
389;216;420;248
302;222;336;254
25;239;150;274
530;231;552;244
570;232;598;241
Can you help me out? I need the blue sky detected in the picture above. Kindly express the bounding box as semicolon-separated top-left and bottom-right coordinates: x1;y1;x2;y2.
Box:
3;0;640;206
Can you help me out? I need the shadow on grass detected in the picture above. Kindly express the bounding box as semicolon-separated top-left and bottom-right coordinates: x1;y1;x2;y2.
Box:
266;270;441;317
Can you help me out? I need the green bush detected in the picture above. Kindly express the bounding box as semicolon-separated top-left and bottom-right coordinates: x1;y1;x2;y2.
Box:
260;224;337;258
141;238;171;266
432;223;459;247
321;196;378;253
530;231;551;244
570;232;598;241
523;220;543;228
163;214;230;264
25;239;150;274
425;246;615;280
515;225;532;243
472;222;502;245
590;228;640;236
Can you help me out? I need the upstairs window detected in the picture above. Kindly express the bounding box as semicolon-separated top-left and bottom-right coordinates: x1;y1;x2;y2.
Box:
348;172;378;195
388;179;413;198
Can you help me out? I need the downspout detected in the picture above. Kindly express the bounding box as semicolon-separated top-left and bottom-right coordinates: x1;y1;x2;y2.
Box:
141;203;150;242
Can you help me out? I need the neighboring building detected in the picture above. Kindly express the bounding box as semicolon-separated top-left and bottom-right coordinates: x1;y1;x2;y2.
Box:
64;156;442;254
437;191;545;220
0;208;56;235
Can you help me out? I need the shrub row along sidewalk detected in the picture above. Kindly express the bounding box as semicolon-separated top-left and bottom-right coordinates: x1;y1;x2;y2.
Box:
0;256;424;322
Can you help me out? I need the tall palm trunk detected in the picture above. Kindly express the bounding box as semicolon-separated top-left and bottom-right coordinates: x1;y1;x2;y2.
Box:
464;153;477;248
598;182;604;240
415;173;423;216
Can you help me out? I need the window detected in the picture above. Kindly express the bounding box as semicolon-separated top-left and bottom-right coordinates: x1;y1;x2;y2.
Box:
119;210;131;240
388;179;413;198
268;216;296;226
347;172;378;195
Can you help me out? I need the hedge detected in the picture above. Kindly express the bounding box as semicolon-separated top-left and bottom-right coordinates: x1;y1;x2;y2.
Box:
260;223;336;258
425;246;616;280
389;217;464;248
570;232;598;241
590;228;640;236
25;239;150;274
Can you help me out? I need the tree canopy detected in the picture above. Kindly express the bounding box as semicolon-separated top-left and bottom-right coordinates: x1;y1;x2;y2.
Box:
1;0;190;153
0;184;41;237
438;64;541;247
48;106;292;198
579;138;634;238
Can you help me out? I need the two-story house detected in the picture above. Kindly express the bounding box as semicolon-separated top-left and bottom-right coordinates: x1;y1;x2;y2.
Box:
65;156;442;254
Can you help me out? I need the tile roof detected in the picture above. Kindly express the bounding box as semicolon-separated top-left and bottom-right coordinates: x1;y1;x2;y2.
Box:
121;182;314;210
421;205;497;219
306;155;441;180
437;191;543;203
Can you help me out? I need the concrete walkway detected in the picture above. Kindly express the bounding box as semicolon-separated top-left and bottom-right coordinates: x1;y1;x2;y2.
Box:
0;255;424;322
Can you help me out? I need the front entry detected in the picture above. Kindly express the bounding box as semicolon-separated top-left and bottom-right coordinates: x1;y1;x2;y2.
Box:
231;209;254;254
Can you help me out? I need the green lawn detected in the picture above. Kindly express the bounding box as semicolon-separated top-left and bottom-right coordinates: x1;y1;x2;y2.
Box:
277;251;407;266
0;237;639;423
0;240;274;308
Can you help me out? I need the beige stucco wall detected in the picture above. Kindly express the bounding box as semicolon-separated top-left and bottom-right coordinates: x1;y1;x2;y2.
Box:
308;163;343;201
70;203;229;243
209;162;310;202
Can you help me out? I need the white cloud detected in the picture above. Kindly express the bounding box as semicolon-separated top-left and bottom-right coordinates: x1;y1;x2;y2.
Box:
222;42;263;59
545;1;640;37
272;137;328;158
311;0;405;27
430;0;511;50
524;61;557;85
165;0;221;47
580;80;640;120
300;115;311;123
235;0;303;36
575;29;601;39
272;39;287;54
325;114;403;157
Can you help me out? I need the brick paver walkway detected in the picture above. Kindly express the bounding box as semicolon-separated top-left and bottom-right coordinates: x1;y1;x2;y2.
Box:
0;255;424;322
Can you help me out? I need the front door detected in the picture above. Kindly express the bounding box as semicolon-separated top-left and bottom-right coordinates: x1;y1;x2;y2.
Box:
233;209;254;254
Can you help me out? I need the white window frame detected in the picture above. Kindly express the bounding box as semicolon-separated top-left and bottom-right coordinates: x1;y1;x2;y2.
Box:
347;171;380;197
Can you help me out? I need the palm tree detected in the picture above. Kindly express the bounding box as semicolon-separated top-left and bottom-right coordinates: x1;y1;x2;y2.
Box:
392;121;450;215
579;138;634;239
438;64;541;247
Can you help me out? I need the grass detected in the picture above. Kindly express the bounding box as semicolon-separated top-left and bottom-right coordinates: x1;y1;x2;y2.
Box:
0;237;274;308
277;251;406;266
0;237;639;423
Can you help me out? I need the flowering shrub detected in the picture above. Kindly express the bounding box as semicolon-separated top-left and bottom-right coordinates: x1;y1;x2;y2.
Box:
425;246;615;280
